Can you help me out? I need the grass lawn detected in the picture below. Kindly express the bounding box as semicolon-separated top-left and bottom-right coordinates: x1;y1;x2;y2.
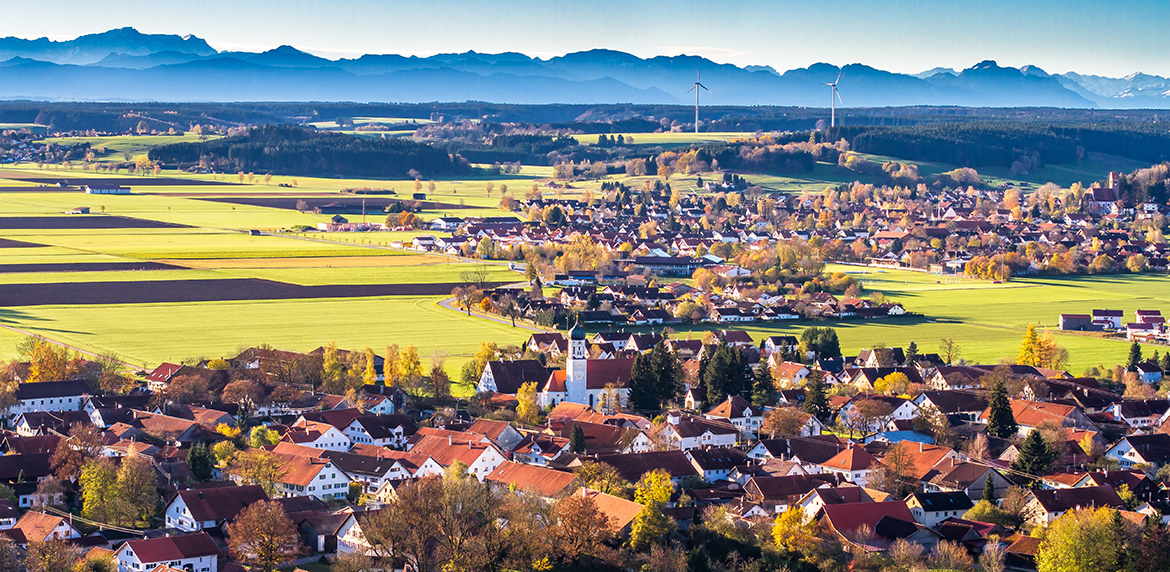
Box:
640;268;1170;374
0;296;530;388
40;134;212;161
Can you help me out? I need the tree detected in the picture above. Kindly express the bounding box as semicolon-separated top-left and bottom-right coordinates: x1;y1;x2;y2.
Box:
24;539;80;572
228;449;288;496
982;472;997;503
497;294;520;327
761;407;809;438
398;344;423;385
904;341;919;366
628;503;673;551
79;458;118;524
226;500;303;572
551;494;612;563
634;469;673;506
187;444;214;482
0;538;19;572
772;507;816;554
939;337;962;365
843;399;894;439
1127;341;1144;372
516;381;539;425
115;454;159;527
627;351;659;410
51;423;104;480
362;347;378;386
874;371;911;395
751;364;777;406
1019;324;1043;367
568;423;587;454
572;461;629;497
803;370;832;422
703;343;747;403
987;379;1018;438
963;500;1018;529
223;379;263;418
165;374;209;405
1012;429;1057;484
322;342;345;390
1037;508;1132;572
799;327;841;359
250;425;280;447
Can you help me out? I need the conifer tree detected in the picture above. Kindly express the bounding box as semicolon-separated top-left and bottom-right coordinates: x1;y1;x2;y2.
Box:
905;341;919;367
802;370;831;423
1127;341;1143;372
987;380;1018;438
751;364;777;407
1011;429;1056;484
981;472;996;503
568;423;586;454
627;352;658;410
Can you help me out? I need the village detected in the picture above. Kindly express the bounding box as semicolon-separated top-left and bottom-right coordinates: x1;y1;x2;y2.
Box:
1;315;1169;572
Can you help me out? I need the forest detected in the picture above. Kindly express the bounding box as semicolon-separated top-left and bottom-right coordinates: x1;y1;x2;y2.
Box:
148;126;470;178
831;121;1170;168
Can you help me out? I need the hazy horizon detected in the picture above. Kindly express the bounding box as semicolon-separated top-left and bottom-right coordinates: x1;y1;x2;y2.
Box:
4;0;1169;78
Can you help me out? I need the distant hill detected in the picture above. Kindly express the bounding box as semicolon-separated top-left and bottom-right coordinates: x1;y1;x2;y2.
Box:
0;28;1167;108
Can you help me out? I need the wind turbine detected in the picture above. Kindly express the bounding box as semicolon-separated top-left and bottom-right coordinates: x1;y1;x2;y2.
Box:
687;69;709;134
825;68;843;127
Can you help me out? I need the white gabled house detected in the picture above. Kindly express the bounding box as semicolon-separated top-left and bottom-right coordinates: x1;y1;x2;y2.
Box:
7;379;90;422
115;532;220;572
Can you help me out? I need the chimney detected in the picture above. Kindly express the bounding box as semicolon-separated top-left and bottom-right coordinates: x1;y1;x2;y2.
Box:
198;491;204;499
919;442;924;453
448;436;452;446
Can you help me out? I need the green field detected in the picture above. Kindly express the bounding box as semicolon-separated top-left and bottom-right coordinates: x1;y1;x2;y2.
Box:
0;136;1158;388
642;266;1170;374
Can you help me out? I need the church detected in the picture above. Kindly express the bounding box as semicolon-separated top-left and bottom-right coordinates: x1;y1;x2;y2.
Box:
539;325;634;409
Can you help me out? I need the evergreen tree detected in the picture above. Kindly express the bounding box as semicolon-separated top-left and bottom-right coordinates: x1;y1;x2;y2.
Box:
1011;429;1057;484
905;341;919;367
186;443;214;482
1110;509;1129;572
981;472;997;503
1161;351;1170;374
568;423;586;454
1127;341;1144;372
703;343;747;403
987;380;1018;438
802;371;832;423
751;365;777;407
651;343;681;405
627;353;659;410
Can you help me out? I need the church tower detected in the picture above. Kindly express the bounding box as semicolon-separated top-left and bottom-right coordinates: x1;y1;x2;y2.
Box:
566;323;588;405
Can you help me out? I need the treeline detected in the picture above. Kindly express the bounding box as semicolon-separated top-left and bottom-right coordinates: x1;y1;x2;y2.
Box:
149;126;469;178
831;121;1170;168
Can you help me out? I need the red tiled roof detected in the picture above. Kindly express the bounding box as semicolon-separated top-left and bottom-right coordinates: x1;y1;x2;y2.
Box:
121;532;220;563
485;461;579;497
821;445;879;472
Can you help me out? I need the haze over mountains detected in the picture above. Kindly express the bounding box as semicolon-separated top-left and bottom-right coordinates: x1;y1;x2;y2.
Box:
1;28;1167;108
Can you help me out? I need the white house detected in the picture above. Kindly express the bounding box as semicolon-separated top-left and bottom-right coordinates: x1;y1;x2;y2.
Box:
284;420;352;452
1104;434;1170;470
905;492;975;528
116;533;220;572
343;415;416;449
163;485;270;532
7;379;90;421
538;326;633;409
657;412;739;451
704;395;764;437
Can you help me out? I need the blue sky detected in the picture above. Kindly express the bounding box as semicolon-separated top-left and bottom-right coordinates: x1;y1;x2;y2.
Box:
5;0;1167;77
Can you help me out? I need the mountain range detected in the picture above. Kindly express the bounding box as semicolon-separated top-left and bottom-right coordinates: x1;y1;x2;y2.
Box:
0;27;1167;108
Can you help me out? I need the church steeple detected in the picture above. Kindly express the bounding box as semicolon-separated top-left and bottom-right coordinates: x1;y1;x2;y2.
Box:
566;321;587;404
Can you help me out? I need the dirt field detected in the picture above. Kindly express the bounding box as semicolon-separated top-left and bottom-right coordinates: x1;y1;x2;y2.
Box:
0;238;43;248
201;196;475;211
0;262;186;273
0;278;505;306
2;176;232;187
0;216;190;229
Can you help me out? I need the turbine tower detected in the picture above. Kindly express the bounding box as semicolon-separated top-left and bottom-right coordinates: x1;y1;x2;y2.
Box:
687;69;710;134
825;69;843;127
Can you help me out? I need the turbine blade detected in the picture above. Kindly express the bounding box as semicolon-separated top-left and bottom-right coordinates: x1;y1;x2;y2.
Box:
698;83;710;92
835;69;843;84
835;89;844;105
688;85;696;93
